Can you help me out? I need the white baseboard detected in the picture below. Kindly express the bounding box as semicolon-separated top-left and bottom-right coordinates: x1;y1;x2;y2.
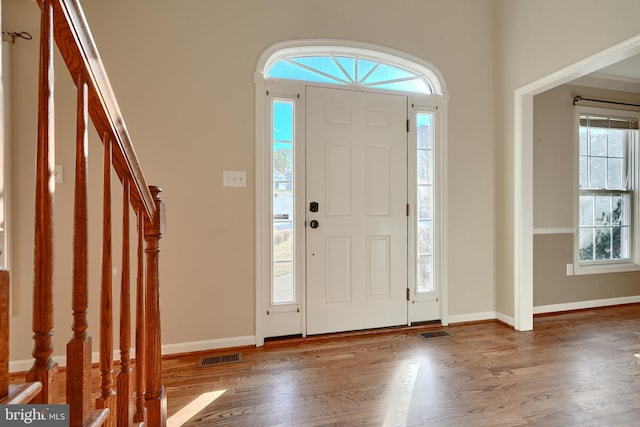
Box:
533;295;640;314
160;335;256;355
10;359;39;373
9;335;256;373
10;349;136;373
13;298;638;373
446;311;497;325
495;311;515;327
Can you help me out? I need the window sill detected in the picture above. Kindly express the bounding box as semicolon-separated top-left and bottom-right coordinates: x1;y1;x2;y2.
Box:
574;261;640;276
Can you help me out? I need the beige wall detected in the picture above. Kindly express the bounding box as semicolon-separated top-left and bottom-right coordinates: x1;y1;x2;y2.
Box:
533;84;640;306
532;86;575;229
495;0;640;318
534;234;640;306
4;0;497;362
6;0;640;363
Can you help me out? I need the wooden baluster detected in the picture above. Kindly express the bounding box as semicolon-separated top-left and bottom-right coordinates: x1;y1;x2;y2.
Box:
144;186;166;427
66;76;93;425
26;0;58;404
0;269;8;399
134;211;146;424
117;180;133;425
95;134;116;426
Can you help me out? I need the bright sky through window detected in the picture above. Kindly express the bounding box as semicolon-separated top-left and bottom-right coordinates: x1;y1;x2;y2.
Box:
267;55;433;94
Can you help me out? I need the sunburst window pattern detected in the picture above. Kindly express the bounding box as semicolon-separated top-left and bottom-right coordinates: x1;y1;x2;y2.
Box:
267;55;432;94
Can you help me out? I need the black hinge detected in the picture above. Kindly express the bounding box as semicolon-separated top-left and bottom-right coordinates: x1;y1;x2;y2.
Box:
406;203;410;216
406;288;410;301
406;118;410;132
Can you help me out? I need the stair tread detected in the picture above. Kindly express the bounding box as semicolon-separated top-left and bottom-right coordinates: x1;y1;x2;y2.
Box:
0;382;43;405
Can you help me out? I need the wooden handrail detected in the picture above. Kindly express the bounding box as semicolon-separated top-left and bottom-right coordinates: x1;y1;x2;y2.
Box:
36;0;156;220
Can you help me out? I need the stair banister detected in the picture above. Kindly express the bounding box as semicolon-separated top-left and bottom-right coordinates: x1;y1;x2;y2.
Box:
23;1;168;425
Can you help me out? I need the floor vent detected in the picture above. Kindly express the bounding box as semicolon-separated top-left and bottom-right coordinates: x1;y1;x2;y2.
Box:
418;330;452;340
198;352;242;367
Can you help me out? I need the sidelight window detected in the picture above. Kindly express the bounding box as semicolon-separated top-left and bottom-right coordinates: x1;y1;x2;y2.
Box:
416;112;434;294
272;99;295;304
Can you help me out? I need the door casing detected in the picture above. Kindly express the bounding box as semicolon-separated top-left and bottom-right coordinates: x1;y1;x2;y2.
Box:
255;42;449;345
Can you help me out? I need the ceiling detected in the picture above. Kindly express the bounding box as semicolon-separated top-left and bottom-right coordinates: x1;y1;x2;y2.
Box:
596;55;640;80
573;55;640;93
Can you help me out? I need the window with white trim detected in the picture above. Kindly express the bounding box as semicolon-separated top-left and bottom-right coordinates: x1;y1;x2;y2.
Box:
416;112;434;293
576;107;639;272
271;98;296;304
257;41;448;339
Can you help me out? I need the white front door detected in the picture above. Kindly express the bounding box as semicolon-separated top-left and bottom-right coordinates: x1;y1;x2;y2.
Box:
306;87;408;335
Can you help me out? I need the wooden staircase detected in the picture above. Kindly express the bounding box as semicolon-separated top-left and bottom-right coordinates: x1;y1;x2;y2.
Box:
1;1;167;426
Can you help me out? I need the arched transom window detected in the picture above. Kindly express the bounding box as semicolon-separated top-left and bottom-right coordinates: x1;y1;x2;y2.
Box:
261;43;444;95
268;55;432;93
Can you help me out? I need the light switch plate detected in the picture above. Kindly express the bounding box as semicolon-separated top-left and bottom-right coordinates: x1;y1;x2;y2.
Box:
223;170;246;187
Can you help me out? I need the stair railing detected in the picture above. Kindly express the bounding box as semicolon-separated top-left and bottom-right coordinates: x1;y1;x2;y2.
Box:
27;1;166;425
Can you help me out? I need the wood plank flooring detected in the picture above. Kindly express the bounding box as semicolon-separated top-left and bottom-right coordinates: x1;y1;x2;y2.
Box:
9;305;640;425
162;305;640;426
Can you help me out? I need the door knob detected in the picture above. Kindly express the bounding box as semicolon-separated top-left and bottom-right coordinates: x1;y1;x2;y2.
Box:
310;220;319;229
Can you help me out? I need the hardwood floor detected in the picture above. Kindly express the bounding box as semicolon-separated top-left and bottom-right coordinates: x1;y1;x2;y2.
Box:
163;305;640;426
9;305;640;425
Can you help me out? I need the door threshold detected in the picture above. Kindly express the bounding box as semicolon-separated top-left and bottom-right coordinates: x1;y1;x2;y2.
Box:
264;322;442;347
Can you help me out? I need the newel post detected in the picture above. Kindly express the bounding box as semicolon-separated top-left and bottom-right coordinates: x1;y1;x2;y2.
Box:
144;186;166;426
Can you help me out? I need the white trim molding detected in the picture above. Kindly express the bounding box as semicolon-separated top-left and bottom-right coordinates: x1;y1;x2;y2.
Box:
514;34;640;333
9;336;257;373
256;39;449;97
533;227;575;235
534;296;640;315
446;311;498;325
160;335;256;355
255;39;449;345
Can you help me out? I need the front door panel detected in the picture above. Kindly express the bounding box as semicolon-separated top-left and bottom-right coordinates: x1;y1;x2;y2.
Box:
306;87;408;335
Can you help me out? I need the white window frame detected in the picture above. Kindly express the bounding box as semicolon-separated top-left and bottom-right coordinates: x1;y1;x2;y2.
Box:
407;105;443;317
573;106;640;275
254;40;449;345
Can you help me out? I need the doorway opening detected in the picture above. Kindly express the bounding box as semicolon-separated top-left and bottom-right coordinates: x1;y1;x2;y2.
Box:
514;35;640;331
255;40;449;344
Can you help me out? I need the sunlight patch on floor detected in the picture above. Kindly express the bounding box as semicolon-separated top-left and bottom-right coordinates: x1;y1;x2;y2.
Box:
167;389;227;427
382;362;420;427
